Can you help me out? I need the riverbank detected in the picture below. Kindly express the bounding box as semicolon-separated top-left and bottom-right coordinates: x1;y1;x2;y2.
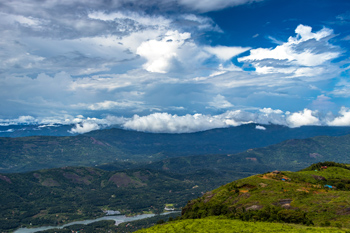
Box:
14;213;159;233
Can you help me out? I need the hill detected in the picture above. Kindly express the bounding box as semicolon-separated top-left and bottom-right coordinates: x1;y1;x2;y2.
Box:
135;162;350;233
180;162;350;228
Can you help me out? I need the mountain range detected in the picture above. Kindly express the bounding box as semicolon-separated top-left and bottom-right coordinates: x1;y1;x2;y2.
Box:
2;124;350;173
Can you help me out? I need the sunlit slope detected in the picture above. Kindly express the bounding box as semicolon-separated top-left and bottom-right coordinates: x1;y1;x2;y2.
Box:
136;217;348;233
180;162;350;228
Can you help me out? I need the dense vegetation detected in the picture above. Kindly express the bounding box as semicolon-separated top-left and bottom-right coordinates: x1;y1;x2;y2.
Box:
0;167;218;232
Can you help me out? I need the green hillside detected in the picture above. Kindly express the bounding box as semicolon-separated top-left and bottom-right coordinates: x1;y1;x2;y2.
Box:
180;162;350;228
136;217;348;232
135;162;350;232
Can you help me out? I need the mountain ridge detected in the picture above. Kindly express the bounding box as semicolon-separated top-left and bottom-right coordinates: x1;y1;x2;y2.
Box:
2;124;350;173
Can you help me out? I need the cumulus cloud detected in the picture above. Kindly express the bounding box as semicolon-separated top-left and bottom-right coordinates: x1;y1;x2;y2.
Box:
121;107;350;133
136;30;209;73
136;30;189;73
123;112;227;133
67;115;127;134
327;107;350;126
2;106;350;134
286;109;320;127
238;24;341;79
68;122;101;134
121;108;331;133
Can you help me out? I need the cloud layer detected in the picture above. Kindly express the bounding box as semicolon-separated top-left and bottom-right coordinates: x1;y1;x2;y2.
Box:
2;107;350;134
0;0;349;132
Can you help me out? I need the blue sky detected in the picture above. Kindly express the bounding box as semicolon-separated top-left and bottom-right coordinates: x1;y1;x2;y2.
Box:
0;0;350;133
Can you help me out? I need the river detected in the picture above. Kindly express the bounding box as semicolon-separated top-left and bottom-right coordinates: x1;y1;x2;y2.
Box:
14;212;176;233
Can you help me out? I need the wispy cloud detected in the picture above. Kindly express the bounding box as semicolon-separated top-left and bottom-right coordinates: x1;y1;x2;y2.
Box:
238;25;341;79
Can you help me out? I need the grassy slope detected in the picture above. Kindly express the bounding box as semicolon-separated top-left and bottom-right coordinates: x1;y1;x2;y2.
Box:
136;217;349;232
180;164;350;228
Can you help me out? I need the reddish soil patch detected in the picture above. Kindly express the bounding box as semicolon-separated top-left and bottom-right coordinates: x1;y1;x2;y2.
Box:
42;178;61;187
63;172;92;185
90;137;106;146
109;173;146;188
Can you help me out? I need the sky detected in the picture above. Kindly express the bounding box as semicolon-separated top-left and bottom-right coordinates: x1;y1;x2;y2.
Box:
0;0;350;133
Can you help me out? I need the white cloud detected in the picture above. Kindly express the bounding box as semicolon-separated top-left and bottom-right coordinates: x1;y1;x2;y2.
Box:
238;24;340;78
327;107;350;126
256;125;266;130
136;30;201;73
2;106;350;134
68;122;101;134
0;115;37;126
123;112;228;133
204;45;250;60
286;109;320;127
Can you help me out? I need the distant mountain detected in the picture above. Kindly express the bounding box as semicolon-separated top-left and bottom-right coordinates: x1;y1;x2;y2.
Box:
1;124;350;173
124;134;350;182
85;124;350;156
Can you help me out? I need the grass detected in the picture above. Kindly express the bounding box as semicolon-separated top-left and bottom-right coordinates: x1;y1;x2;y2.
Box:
136;217;350;232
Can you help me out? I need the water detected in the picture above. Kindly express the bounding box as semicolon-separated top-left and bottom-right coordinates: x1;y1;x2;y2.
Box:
14;213;173;233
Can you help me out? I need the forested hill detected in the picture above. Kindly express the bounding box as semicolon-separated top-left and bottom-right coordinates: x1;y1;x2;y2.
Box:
1;124;350;173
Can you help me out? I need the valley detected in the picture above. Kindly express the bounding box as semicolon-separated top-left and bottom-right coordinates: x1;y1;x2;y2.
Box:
1;126;350;232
